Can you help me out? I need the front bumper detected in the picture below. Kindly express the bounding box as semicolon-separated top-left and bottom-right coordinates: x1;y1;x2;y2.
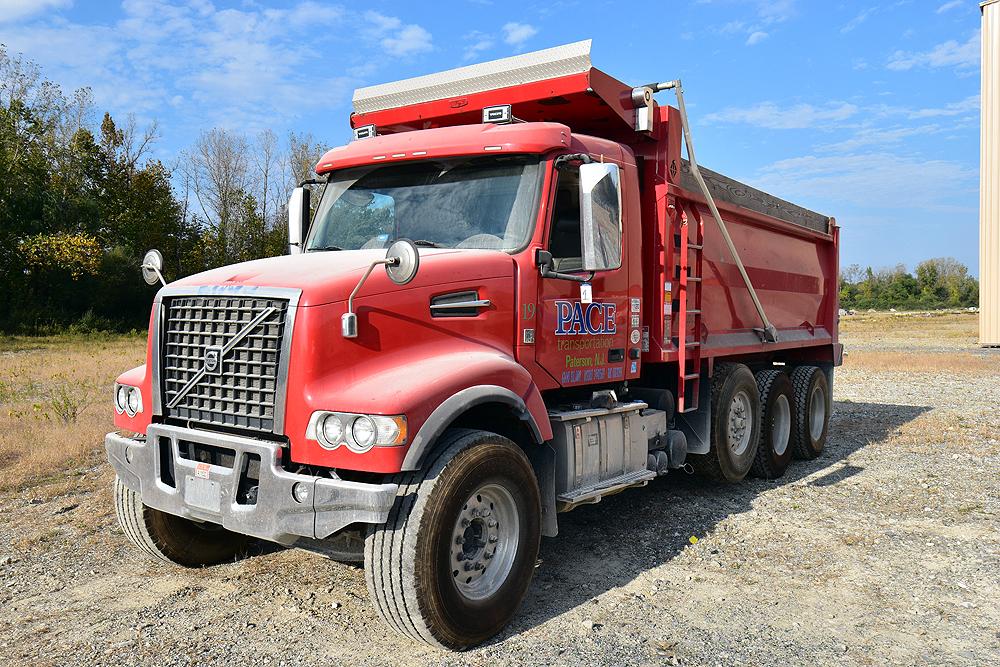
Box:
106;424;398;545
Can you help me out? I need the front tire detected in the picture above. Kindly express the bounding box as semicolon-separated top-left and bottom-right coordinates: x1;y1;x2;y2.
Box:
114;477;249;567
364;429;541;650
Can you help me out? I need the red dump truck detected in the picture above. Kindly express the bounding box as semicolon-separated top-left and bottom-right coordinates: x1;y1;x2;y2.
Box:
106;41;841;649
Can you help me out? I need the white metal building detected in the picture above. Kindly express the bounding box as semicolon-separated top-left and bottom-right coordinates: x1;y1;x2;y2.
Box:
982;1;1000;346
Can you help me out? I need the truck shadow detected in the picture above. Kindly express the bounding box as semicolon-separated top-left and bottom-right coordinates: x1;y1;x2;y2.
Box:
499;399;931;642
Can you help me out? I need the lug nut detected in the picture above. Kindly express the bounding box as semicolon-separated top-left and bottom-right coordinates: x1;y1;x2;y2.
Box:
487;519;497;528
464;562;474;571
474;562;485;570
484;552;494;560
489;535;498;543
461;518;470;527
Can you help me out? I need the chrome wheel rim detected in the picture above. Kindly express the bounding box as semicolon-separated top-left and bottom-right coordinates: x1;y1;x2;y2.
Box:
771;394;791;456
809;385;826;441
727;390;753;456
450;483;519;601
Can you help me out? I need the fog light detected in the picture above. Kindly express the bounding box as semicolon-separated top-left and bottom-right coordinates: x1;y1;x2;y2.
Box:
292;482;311;504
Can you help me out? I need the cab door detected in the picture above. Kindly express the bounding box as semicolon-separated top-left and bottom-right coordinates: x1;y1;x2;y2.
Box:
534;160;633;387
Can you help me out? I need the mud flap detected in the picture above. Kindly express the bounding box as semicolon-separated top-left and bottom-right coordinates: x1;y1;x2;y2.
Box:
676;375;711;455
528;443;558;537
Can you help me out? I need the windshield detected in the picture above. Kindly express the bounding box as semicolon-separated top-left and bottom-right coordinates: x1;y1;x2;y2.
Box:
305;155;542;252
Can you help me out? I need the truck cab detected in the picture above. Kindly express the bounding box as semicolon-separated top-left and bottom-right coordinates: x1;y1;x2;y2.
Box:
106;40;840;650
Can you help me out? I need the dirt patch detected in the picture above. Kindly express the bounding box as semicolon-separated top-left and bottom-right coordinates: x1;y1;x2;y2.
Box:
0;319;998;666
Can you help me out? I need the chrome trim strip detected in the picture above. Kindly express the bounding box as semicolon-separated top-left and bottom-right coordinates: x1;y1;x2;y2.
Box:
150;285;302;436
429;299;492;311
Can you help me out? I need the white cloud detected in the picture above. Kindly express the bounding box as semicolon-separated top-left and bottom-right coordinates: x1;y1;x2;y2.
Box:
936;1;964;13
905;95;979;119
745;30;768;45
816;125;941;153
841;7;876;34
704;101;858;129
0;1;428;134
887;30;980;71
752;152;976;211
0;0;71;24
462;31;494;61
364;11;433;57
381;24;433;56
502;22;538;47
755;0;796;24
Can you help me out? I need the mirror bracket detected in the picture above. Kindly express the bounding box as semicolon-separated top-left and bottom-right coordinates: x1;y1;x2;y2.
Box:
535;249;594;284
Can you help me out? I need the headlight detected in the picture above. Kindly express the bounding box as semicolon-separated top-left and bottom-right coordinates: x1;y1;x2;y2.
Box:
115;385;128;414
115;384;142;417
307;411;407;452
350;416;377;453
320;414;345;447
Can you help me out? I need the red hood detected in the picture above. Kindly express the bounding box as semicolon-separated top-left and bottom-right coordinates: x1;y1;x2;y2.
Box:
167;249;515;307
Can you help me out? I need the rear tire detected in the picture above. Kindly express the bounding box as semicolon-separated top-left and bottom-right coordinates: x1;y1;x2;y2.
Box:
689;363;761;483
790;366;830;460
114;477;249;567
750;370;795;479
364;429;541;650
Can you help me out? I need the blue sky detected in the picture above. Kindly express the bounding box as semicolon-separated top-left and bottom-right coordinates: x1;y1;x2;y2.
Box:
0;0;984;273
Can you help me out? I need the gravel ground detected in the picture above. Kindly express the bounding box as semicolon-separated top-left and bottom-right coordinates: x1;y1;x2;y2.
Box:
1;316;998;666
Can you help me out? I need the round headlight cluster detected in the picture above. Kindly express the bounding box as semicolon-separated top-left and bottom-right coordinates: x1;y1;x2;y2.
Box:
312;412;406;453
114;384;142;417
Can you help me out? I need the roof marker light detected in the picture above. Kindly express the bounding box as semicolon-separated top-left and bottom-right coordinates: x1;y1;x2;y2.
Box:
483;104;513;124
354;124;377;140
412;151;427;156
484;145;503;151
391;153;405;158
373;155;387;160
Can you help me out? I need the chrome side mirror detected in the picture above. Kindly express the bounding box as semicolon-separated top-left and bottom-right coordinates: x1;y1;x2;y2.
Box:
385;239;420;285
141;249;165;286
288;187;310;255
579;162;623;272
342;239;421;338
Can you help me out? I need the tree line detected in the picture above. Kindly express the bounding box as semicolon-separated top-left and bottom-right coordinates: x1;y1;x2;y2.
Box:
0;46;326;332
839;258;979;311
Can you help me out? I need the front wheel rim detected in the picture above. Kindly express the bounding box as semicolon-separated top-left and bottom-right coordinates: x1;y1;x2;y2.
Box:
449;483;520;601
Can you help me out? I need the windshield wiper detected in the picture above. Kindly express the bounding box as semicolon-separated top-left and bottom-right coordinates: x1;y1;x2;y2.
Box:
412;239;445;248
310;245;343;252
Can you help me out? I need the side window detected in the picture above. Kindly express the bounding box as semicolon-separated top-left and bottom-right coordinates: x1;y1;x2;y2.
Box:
547;167;582;270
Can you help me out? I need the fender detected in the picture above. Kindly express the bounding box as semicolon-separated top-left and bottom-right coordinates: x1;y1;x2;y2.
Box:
402;384;546;471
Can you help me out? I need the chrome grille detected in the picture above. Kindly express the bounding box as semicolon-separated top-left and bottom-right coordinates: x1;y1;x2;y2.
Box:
161;295;289;433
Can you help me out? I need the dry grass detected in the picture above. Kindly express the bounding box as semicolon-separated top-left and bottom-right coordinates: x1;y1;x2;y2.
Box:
842;350;999;374
840;311;979;348
0;334;145;492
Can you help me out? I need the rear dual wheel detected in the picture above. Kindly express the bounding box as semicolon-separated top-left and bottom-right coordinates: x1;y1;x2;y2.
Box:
750;370;795;479
690;363;762;483
790;366;830;460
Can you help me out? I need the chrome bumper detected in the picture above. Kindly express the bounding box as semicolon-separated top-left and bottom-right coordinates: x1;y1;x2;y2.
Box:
106;424;398;545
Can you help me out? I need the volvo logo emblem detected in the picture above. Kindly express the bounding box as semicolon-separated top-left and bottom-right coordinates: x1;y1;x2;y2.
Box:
204;346;222;373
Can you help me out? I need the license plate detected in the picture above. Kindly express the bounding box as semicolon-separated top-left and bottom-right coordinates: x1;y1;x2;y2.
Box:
184;475;221;512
